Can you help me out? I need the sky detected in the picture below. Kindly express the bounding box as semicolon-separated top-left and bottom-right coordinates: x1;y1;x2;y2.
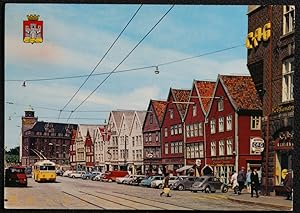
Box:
5;4;249;149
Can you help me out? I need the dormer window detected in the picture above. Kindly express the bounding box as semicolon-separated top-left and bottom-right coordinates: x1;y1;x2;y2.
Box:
192;105;197;116
218;98;224;111
169;109;174;119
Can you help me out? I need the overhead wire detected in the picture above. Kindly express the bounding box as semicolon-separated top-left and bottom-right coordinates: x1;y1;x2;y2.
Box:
58;4;144;121
66;4;175;123
5;45;243;83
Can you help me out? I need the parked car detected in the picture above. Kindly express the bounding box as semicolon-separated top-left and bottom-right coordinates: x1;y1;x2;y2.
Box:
116;175;134;184
5;166;28;187
56;169;64;176
170;176;202;191
124;175;145;184
190;176;229;193
69;171;86;178
151;176;187;189
93;173;105;181
140;175;163;187
62;170;74;177
82;171;102;180
102;170;129;182
128;175;147;185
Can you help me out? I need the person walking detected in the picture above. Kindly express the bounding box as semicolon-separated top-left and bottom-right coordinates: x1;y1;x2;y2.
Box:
250;168;259;198
237;167;246;194
160;173;171;197
283;169;293;200
246;169;252;193
230;171;239;194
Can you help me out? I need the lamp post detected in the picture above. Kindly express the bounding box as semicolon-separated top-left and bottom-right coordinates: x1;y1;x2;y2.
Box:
147;152;153;175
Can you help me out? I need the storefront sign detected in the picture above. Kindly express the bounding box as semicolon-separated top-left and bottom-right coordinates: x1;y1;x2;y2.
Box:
246;22;271;49
250;137;264;154
211;156;233;165
272;104;294;114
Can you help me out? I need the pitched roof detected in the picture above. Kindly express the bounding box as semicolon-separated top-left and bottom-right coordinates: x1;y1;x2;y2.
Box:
136;111;147;126
77;124;99;143
195;81;216;113
171;88;191;119
111;111;124;130
220;75;262;110
29;122;77;134
152;100;168;125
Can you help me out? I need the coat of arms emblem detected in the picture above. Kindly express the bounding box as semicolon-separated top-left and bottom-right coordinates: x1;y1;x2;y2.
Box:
23;14;43;44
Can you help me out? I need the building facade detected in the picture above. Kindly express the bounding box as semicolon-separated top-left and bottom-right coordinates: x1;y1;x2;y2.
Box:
143;100;167;175
184;80;215;176
94;125;109;172
161;88;190;175
205;75;263;184
247;5;295;195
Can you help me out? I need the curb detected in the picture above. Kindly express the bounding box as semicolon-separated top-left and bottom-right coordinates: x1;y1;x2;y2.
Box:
226;196;292;210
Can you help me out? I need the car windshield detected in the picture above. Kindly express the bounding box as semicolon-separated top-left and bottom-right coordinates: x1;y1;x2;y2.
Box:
9;168;25;173
197;178;205;182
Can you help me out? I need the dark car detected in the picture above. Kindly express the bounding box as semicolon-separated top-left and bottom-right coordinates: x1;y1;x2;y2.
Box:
129;176;147;185
56;169;64;176
5;166;28;187
190;176;229;193
170;176;201;191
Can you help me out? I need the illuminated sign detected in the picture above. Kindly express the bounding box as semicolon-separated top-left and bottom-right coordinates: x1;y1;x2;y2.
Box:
246;22;271;49
250;137;264;154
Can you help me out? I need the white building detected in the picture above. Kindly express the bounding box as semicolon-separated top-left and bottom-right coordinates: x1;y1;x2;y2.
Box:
93;125;107;172
128;111;147;175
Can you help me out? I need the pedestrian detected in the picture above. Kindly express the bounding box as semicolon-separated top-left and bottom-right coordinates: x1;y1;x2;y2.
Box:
160;173;171;197
246;169;252;193
283;169;293;200
230;170;239;194
237;167;246;194
250;168;259;198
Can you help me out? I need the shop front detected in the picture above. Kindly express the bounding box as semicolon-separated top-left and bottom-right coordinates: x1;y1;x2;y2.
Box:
210;156;235;184
162;158;184;176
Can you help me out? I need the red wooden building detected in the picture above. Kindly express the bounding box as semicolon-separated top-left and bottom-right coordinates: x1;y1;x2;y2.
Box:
205;75;263;184
184;80;215;175
161;88;190;175
85;130;94;171
142;99;168;175
69;129;77;170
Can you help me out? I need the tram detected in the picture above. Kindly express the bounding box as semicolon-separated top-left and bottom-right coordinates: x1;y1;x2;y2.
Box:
33;160;56;182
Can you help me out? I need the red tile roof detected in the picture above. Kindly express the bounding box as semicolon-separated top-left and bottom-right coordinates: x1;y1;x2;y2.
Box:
171;89;191;119
220;75;262;110
195;81;216;113
152;100;168;125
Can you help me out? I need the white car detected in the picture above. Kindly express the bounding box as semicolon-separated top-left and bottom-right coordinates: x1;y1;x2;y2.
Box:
69;171;86;178
94;173;105;181
62;170;75;177
116;175;133;184
151;176;187;188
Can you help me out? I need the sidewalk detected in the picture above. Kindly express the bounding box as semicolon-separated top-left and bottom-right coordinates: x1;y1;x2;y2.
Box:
226;191;293;210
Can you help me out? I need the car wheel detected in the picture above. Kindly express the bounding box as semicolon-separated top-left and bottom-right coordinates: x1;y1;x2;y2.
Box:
178;185;184;191
192;190;197;193
72;176;75;179
205;186;211;193
222;186;229;193
158;184;163;189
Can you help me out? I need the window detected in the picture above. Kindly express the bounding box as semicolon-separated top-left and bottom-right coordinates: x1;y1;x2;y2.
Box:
218;98;224;111
219;140;225;156
174;125;178;135
219;117;224;132
179;142;183;153
132;137;135;147
191;144;195;158
210;120;216;134
211;141;216;156
139;136;142;145
199;142;204;158
192;105;197;116
194;123;198;137
149;133;152;142
164;128;168;137
283;5;295;35
198;123;203;136
187;145;191;158
190;124;194;137
178;124;182;134
171;126;174;136
133;150;135;160
186;125;190;138
171;142;175;154
282;58;294;102
150;114;153;124
251;116;261;130
174;142;179;153
226;139;233;155
156;132;159;141
195;143;199;158
169;109;174;119
226;115;232;131
165;143;169;154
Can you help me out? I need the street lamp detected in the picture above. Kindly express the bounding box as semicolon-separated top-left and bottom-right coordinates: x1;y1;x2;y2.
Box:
148;152;153;175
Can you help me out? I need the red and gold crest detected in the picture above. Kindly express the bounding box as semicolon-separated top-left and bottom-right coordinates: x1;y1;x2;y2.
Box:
23;14;43;44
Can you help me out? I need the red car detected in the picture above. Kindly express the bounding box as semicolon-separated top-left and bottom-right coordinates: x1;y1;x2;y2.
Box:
102;170;129;182
5;166;28;187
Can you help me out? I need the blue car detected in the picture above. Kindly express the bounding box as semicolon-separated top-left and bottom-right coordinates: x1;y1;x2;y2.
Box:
82;171;101;180
140;176;163;187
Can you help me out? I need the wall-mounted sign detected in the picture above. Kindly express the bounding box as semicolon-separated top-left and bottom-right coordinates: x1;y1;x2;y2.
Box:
246;22;271;49
250;137;264;154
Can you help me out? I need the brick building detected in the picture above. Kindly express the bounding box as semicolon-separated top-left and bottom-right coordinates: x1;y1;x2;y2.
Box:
247;5;295;195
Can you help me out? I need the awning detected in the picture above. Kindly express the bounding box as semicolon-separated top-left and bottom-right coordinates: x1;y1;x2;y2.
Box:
176;165;193;173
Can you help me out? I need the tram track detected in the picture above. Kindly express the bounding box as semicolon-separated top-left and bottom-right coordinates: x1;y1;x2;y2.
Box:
62;191;105;209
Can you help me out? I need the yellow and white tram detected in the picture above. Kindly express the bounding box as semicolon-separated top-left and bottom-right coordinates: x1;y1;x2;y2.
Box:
33;160;56;182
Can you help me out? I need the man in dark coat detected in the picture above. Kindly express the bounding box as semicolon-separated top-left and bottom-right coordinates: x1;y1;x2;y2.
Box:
250;168;259;198
237;167;246;194
160;173;171;197
284;170;293;200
